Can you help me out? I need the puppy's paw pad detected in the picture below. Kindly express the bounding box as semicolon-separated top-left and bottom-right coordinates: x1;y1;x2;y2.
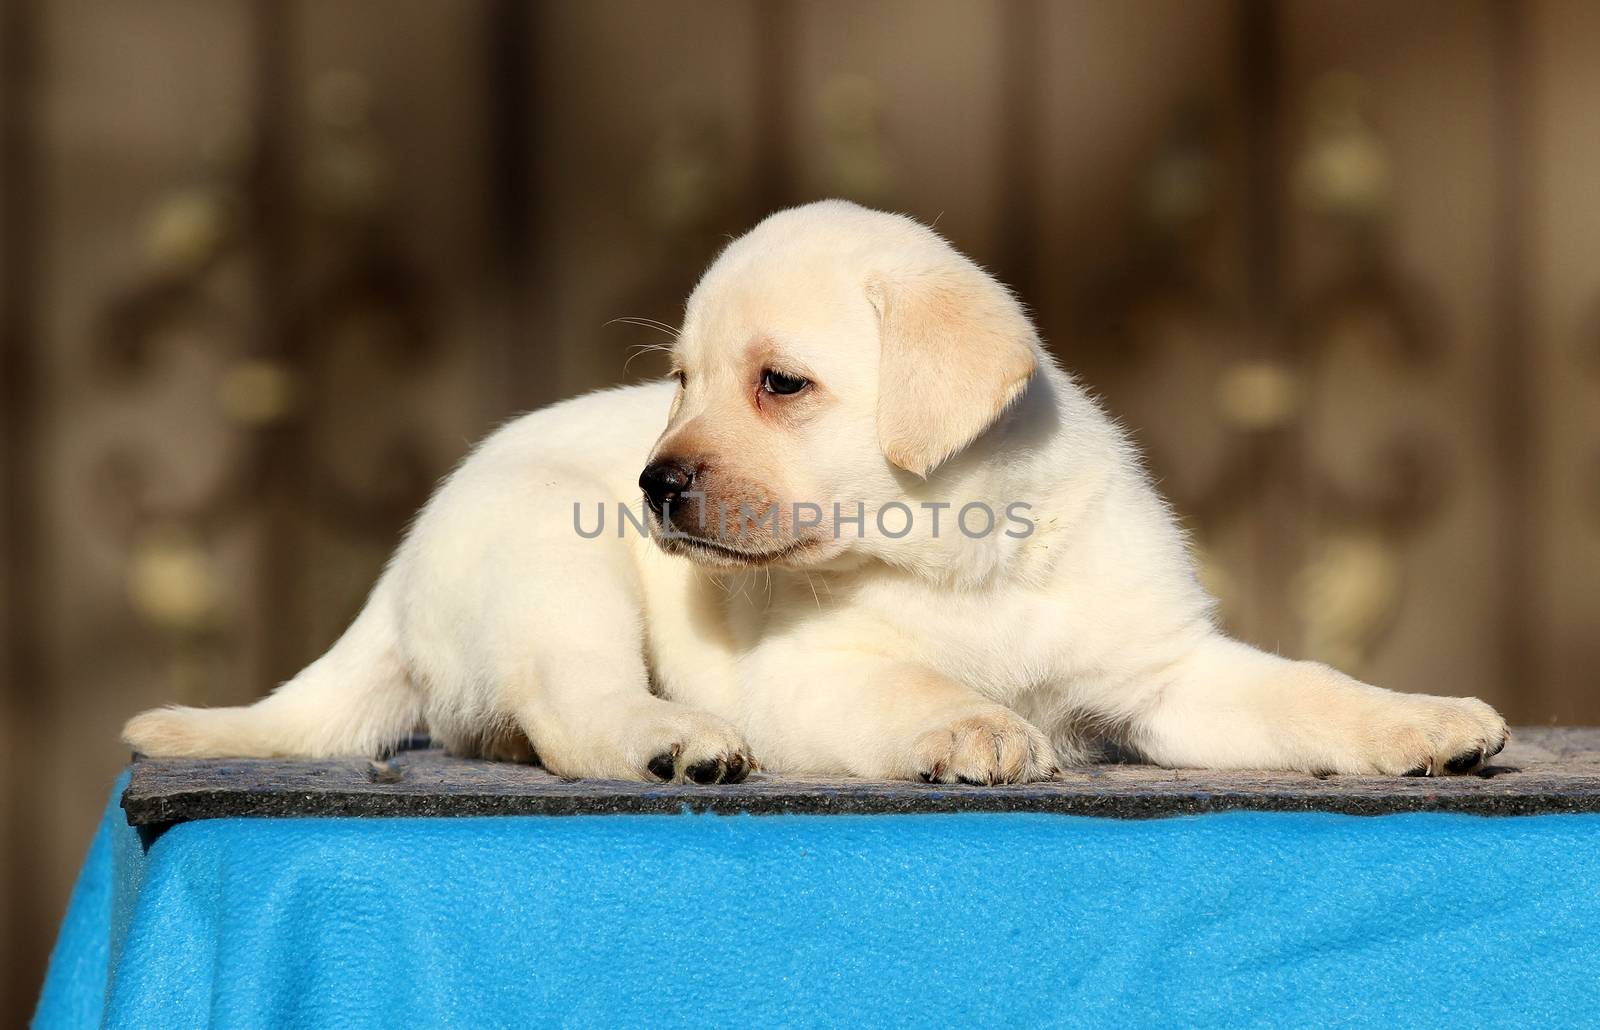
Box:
652;749;752;785
686;757;729;784
647;751;678;781
638;717;755;785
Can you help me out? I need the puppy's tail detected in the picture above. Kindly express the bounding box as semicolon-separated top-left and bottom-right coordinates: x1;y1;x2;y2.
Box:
122;576;421;759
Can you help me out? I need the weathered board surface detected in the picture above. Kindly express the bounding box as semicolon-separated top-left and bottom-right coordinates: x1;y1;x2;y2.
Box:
122;727;1600;825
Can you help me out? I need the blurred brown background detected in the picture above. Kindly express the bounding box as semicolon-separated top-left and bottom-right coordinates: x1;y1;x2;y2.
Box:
3;0;1599;1017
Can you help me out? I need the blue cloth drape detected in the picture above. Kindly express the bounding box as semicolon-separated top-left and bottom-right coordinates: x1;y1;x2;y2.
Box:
35;773;1600;1028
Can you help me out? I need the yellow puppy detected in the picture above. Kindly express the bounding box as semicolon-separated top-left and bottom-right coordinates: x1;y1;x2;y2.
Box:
125;201;1506;784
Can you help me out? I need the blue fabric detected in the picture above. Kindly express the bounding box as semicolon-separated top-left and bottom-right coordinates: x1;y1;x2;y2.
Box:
36;776;1600;1029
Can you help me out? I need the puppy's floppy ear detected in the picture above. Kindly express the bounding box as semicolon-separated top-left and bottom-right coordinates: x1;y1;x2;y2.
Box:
868;260;1039;477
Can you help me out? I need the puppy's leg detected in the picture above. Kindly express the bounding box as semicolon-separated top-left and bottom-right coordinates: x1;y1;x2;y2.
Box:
741;653;1058;783
463;555;754;784
1124;635;1508;776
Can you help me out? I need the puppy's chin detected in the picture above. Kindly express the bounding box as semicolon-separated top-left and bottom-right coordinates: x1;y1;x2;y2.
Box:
649;521;834;570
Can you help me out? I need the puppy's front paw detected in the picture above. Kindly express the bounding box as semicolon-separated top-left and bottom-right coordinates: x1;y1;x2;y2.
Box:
534;700;756;783
1367;695;1509;776
632;706;756;785
912;707;1058;785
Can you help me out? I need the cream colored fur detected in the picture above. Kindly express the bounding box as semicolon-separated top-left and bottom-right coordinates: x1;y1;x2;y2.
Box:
124;201;1507;783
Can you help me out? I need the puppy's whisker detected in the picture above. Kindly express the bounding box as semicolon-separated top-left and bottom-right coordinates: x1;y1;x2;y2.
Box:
622;341;675;375
604;316;680;338
727;571;751;606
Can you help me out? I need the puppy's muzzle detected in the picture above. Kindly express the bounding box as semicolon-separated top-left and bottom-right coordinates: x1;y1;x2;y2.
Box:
639;459;697;515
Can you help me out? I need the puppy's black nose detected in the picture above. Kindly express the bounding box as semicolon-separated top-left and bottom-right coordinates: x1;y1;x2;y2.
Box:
640;459;696;512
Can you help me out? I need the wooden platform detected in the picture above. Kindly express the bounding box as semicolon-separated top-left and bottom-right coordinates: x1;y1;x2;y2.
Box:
121;726;1600;825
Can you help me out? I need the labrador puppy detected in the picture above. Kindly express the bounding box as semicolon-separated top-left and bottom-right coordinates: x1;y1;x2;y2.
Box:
124;200;1507;783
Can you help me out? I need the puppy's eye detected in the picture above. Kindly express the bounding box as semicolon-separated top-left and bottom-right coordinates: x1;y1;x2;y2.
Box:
761;369;810;396
669;369;686;387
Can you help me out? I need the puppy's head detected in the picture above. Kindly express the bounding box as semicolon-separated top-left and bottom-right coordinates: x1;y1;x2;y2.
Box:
640;200;1040;569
